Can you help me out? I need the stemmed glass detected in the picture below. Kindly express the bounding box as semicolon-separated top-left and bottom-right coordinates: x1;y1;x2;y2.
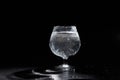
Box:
49;26;81;72
33;26;81;76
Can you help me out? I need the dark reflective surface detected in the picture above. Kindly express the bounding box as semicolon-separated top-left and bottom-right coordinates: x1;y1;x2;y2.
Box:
0;64;119;80
7;68;96;80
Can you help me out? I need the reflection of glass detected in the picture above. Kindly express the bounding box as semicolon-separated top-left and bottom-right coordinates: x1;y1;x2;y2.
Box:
49;26;81;71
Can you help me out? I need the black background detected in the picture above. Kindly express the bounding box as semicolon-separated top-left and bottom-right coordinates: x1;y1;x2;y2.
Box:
1;2;120;71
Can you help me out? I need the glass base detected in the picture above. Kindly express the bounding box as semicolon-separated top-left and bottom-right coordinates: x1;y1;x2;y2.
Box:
32;64;75;76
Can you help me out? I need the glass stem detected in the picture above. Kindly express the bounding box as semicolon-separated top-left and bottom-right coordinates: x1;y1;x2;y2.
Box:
63;59;68;65
60;59;70;71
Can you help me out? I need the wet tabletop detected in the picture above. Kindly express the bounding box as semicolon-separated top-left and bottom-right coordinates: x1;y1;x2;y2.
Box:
0;66;119;80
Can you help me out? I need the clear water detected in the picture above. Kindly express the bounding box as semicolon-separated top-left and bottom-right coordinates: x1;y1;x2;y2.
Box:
49;32;81;60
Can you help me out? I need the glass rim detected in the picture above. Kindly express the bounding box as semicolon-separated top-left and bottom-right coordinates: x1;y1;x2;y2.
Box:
54;25;76;28
52;25;78;32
